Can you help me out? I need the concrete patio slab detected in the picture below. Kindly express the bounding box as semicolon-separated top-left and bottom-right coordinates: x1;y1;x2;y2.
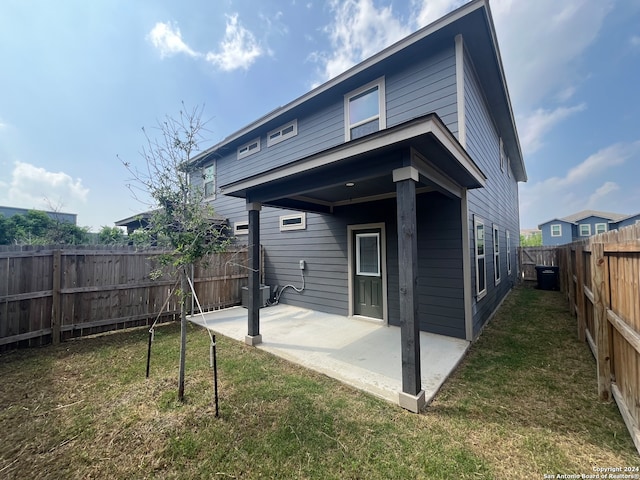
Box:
189;304;470;409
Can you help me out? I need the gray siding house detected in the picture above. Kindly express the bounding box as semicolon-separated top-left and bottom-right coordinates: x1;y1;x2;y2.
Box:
189;0;526;411
539;210;640;246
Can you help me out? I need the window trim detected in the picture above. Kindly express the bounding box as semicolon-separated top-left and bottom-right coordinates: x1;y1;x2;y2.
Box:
203;163;216;199
493;224;501;285
506;230;511;275
267;119;298;147
233;221;249;235
595;223;607;235
579;224;591;237
237;137;261;160
474;216;487;299
344;76;386;141
279;212;306;231
550;224;562;237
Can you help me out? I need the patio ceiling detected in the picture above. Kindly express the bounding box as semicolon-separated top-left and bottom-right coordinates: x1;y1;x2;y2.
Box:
220;114;486;214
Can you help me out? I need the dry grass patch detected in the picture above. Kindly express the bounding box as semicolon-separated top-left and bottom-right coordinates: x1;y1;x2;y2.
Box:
0;284;637;479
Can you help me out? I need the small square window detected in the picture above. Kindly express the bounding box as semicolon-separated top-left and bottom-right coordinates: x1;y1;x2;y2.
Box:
237;138;261;160
595;223;607;234
579;224;591;236
234;221;249;235
279;213;306;231
550;224;562;237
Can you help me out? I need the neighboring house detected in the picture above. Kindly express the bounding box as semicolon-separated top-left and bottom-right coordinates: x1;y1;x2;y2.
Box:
0;205;77;225
538;210;640;246
184;0;525;411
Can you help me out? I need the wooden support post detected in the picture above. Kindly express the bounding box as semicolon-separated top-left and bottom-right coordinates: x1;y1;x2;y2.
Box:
246;202;262;346
51;250;62;345
393;166;425;412
591;242;611;401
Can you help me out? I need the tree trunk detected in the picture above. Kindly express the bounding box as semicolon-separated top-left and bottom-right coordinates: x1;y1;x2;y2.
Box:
178;267;188;401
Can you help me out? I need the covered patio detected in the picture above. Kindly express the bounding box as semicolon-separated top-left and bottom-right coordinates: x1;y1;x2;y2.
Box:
189;304;470;408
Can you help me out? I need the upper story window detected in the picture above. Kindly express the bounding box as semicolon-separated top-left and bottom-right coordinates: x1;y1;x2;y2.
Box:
499;138;505;172
595;223;607;234
551;224;562;237
237;137;261;160
203;164;216;198
268;120;298;147
579;224;591;236
344;77;386;141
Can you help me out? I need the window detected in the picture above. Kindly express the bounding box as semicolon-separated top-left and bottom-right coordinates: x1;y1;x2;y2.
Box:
595;223;607;234
203;164;215;198
499;138;505;172
344;77;386;141
233;221;248;235
507;156;511;178
506;230;511;275
279;213;306;231
356;233;380;276
267;120;298;147
579;224;591;236
475;217;486;298
237;137;261;159
551;224;562;237
493;225;500;285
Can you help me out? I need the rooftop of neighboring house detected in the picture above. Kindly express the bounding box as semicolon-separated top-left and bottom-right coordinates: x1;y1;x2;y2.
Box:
538;210;633;228
0;205;77;224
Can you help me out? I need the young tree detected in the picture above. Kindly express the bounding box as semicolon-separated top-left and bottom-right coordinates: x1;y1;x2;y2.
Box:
121;103;228;401
98;226;126;245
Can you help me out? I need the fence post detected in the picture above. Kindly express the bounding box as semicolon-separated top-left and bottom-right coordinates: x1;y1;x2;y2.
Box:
51;250;62;345
566;246;575;315
591;242;611;401
575;244;585;342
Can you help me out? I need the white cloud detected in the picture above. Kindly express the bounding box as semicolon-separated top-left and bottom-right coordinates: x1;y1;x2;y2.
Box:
0;162;89;211
411;0;467;28
586;181;620;209
491;0;613;110
518;103;586;155
205;14;263;71
147;22;199;59
519;142;640;225
313;0;410;81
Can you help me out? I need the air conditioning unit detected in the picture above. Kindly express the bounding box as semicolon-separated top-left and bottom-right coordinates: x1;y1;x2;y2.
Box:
241;285;270;308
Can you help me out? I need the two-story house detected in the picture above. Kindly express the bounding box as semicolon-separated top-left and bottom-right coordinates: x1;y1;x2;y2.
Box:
187;0;526;411
539;210;640;246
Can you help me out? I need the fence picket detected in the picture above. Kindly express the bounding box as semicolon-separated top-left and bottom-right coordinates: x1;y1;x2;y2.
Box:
0;246;249;349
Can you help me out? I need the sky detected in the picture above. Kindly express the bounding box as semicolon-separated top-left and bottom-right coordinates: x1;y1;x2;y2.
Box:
1;0;639;231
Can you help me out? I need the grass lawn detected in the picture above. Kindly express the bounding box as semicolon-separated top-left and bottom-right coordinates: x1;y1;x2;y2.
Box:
0;284;637;479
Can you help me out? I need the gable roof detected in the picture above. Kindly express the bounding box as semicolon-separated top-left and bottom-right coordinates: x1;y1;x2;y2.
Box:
538;210;632;229
561;210;628;223
191;0;526;182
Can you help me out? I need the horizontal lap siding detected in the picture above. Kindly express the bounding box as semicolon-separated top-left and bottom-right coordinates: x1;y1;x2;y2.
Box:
219;103;344;186
416;194;465;338
464;52;519;337
386;45;458;136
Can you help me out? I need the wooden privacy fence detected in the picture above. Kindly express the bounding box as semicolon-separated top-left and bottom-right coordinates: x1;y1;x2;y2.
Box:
0;245;251;350
517;246;558;281
556;223;640;454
